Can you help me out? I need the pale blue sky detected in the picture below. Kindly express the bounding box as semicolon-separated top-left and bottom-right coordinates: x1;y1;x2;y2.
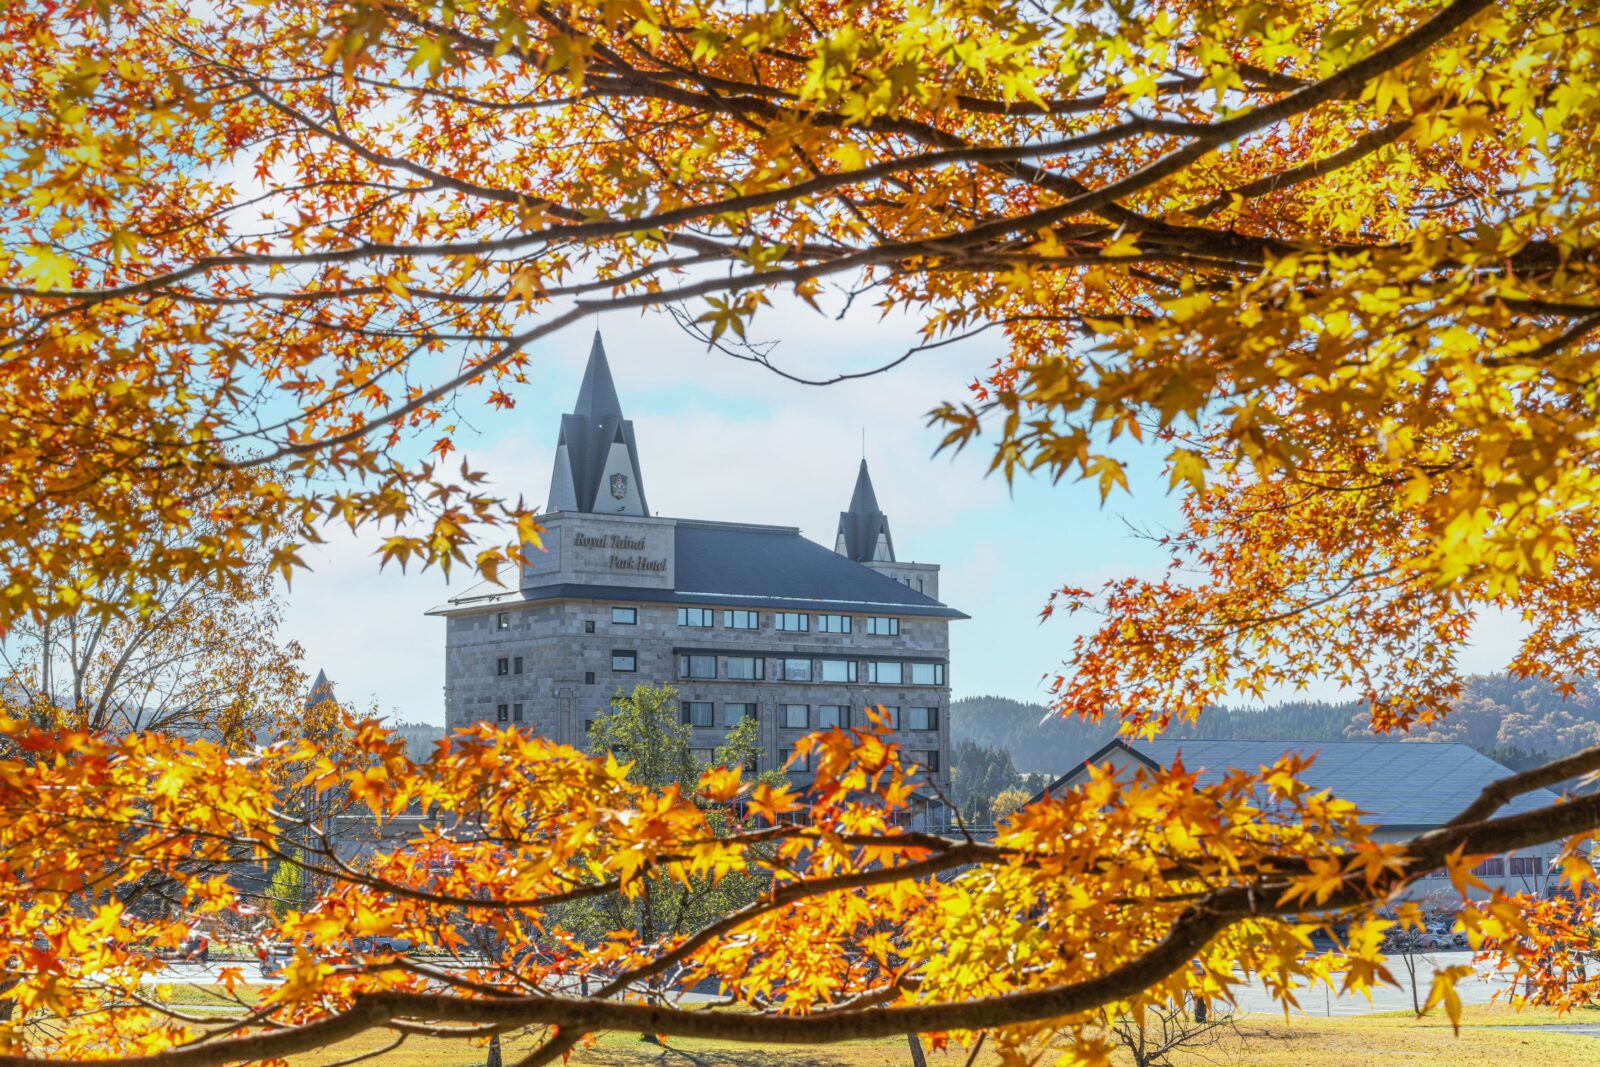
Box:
281;300;1525;724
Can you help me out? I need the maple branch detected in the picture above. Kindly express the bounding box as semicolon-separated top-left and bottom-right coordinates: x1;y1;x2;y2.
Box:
1446;740;1600;827
1190;118;1414;218
6;775;1597;1067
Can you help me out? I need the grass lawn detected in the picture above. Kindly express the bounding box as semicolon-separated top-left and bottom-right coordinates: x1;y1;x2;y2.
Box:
267;1005;1600;1067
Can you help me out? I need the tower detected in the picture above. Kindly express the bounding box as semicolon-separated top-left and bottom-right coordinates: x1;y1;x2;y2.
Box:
546;331;650;516
834;458;940;600
835;459;894;563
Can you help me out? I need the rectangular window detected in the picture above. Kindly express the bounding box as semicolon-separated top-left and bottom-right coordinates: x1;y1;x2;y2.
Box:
612;650;637;672
585;620;596;633
875;706;901;729
1472;858;1506;877
723;609;759;630
681;701;714;727
611;606;637;625
496;657;510;676
780;748;812;772
678;654;717;679
725;656;765;681
514;656;524;675
496;612;510;630
865;616;900;636
512;703;524;723
677;607;714;628
909;662;945;685
690;747;717;764
777;658;812;682
907;706;939;731
774;612;810;632
584;671;595;685
725;702;757;727
866;661;903;685
818;658;858;683
914;750;940;772
782;704;809;729
817;705;848;730
816;614;852;634
1509;856;1541;877
496;704;509;722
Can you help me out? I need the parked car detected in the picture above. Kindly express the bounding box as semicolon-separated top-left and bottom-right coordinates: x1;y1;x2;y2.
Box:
258;936;412;977
155;935;210;963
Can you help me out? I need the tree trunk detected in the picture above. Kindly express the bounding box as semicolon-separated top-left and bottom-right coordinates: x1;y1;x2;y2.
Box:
485;1033;502;1067
907;1033;929;1067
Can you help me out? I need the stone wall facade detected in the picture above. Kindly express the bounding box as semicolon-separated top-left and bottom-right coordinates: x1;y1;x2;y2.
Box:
439;512;953;794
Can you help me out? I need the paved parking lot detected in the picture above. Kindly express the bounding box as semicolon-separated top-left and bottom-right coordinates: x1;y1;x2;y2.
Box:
1227;949;1515;1016
156;949;1541;1020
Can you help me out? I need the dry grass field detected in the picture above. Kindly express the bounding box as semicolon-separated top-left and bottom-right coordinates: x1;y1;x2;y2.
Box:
262;1004;1600;1067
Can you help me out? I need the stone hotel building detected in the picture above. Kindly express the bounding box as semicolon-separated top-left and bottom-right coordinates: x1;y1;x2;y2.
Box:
429;333;967;797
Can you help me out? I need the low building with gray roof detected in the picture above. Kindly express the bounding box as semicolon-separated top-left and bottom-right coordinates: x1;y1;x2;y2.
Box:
1039;738;1562;899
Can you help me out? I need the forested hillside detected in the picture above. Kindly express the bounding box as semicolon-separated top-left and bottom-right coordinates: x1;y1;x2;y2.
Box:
952;674;1600;778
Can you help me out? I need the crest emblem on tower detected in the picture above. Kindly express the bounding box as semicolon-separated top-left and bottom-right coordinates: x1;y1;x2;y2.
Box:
544;332;650;516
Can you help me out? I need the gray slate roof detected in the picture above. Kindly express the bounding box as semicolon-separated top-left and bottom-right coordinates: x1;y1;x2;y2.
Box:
432;519;967;618
1053;738;1556;828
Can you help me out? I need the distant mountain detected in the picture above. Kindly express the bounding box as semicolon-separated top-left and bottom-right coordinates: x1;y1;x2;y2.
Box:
951;674;1600;778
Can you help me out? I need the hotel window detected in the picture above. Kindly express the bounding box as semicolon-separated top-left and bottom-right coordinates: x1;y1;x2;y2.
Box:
611;606;637;625
1509;856;1542;877
678;654;717;679
678;607;714;628
907;706;939;731
1472;857;1506;877
817;705;849;729
496;612;510;630
611;650;637;672
723;610;759;630
816;614;852;634
681;701;714;727
782;704;809;729
866;661;903;685
496;704;509;722
774;612;810;632
725;656;765;681
585;671;595;685
725;702;758;727
818;658;858;683
865;616;900;636
874;706;901;729
909;662;945;685
514;656;524;675
777;658;812;682
496;657;510;676
690;747;717;764
780;748;812;772
584;620;596;634
913;750;940;773
512;703;524;723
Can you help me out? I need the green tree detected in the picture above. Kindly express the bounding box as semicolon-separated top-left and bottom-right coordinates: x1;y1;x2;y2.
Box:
555;684;785;1001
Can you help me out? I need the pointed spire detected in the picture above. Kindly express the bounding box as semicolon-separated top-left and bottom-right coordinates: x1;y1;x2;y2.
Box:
847;459;880;516
572;331;623;420
836;459;894;563
304;669;336;710
545;331;650;516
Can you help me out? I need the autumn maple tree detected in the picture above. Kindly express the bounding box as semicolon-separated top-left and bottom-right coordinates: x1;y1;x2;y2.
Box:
4;0;1600;1061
